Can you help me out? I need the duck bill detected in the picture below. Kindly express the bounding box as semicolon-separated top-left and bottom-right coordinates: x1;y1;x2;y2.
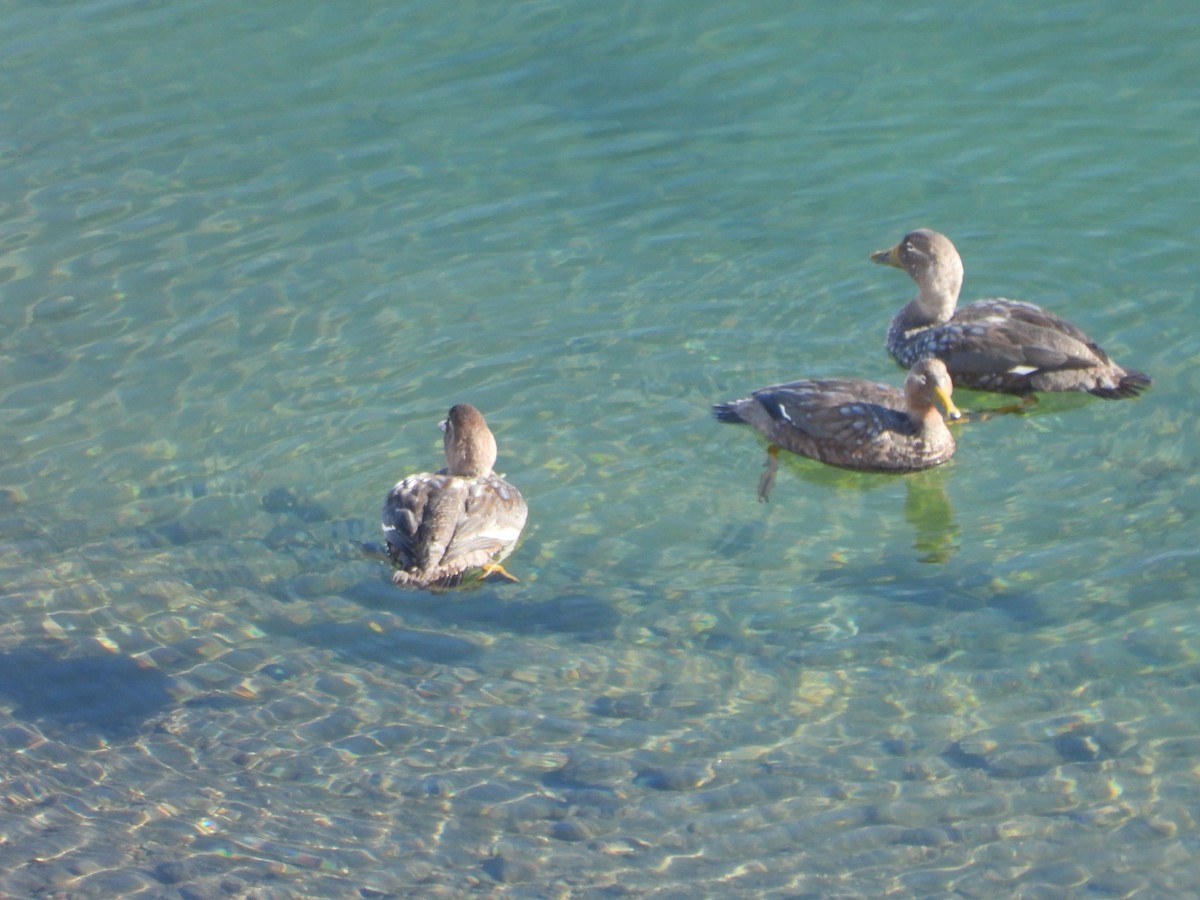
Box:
935;385;962;421
869;243;902;268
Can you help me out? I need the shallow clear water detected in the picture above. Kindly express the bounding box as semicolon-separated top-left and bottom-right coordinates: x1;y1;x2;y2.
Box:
1;0;1198;896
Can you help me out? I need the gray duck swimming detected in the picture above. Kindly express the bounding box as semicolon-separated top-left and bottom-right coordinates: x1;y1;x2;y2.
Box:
872;228;1150;399
382;403;527;589
714;358;961;501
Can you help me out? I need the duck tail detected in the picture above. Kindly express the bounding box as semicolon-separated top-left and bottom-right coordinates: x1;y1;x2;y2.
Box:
712;402;747;424
1092;369;1152;399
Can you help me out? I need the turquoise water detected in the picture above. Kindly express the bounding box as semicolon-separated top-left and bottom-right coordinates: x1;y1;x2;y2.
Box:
1;0;1198;895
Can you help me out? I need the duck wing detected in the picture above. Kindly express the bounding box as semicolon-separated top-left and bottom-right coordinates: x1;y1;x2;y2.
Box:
944;299;1114;380
438;477;527;567
382;473;463;572
750;379;912;463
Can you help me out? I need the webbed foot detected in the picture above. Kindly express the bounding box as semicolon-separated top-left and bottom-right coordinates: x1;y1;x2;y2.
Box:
481;562;519;582
757;445;781;502
955;394;1038;424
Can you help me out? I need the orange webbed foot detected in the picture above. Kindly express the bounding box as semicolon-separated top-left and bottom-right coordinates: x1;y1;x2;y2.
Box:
956;394;1038;424
481;562;519;583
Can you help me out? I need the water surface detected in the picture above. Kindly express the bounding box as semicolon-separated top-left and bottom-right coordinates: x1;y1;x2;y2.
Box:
1;0;1198;896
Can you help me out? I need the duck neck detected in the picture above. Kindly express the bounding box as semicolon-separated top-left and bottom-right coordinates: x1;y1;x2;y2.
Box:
902;405;943;444
918;258;962;321
911;274;959;324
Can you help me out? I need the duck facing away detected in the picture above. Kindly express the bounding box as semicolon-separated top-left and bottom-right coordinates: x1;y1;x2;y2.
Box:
714;358;961;501
871;228;1151;399
382;403;527;590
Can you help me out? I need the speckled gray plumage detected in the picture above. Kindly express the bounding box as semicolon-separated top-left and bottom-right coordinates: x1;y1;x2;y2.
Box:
382;404;527;590
714;359;959;499
873;229;1151;398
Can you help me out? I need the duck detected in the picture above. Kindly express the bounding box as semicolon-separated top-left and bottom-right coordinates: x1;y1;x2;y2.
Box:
382;403;527;590
871;228;1150;398
713;358;961;501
